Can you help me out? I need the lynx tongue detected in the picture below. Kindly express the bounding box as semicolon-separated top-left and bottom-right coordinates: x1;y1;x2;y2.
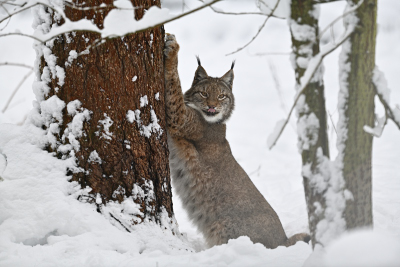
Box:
208;108;216;113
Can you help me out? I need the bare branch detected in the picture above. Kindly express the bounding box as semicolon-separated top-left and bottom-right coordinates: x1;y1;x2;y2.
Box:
226;0;281;56
1;0;222;45
313;0;344;3
0;2;40;24
268;29;354;150
250;51;291;56
2;69;33;113
373;84;400;131
0;4;11;31
0;62;34;69
0;1;26;7
208;4;284;19
0;31;45;43
328;111;337;135
268;0;365;149
0;1;71;26
363;114;388;138
318;0;364;41
268;60;287;114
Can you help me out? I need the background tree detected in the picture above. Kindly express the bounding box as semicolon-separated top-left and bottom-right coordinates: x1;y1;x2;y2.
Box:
289;0;330;248
266;0;398;248
338;0;377;229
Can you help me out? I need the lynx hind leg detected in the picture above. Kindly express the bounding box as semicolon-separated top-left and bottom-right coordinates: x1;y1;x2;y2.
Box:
285;233;311;247
164;34;179;60
206;220;230;248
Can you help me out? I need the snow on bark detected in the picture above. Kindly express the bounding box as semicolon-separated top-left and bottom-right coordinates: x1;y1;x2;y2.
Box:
96;113;114;141
319;1;361;246
26;0;178;245
364;66;400;135
127;108;163;139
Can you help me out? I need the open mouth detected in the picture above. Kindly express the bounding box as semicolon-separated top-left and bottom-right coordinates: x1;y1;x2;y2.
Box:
203;109;219;116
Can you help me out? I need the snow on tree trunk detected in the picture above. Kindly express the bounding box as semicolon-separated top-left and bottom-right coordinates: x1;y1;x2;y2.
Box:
289;0;330;248
337;0;376;230
31;0;176;232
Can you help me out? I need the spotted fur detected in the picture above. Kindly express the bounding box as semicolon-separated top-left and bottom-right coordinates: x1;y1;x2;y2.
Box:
164;34;309;248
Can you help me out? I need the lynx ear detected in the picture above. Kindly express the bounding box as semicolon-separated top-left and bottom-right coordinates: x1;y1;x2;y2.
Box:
192;56;208;87
220;61;235;88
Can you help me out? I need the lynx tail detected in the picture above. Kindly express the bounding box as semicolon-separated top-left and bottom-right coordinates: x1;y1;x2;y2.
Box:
285;233;311;247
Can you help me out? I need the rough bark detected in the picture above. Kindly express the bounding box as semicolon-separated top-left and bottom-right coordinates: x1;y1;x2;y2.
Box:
290;0;330;248
39;0;174;227
342;0;376;229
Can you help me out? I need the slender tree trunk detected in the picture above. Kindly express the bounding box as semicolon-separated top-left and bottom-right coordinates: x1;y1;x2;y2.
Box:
290;0;330;248
33;0;175;230
339;0;377;229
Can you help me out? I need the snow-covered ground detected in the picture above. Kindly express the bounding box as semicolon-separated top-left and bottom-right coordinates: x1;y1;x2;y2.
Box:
1;0;399;266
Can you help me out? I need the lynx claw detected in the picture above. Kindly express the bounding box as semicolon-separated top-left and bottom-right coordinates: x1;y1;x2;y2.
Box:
164;33;179;58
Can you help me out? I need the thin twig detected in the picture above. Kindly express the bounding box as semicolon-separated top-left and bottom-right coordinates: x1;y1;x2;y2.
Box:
1;0;222;45
0;4;12;31
318;0;364;41
312;0;344;3
328;111;337;135
0;62;34;69
0;31;44;42
256;0;285;19
268;60;287;114
373;85;400;131
2;69;33;113
0;1;25;7
251;51;291;56
109;213;131;233
268;0;365;149
208;5;284;19
226;0;281;56
268;31;354;149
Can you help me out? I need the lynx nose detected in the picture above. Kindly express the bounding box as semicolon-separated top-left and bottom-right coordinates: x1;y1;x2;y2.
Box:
208;105;216;113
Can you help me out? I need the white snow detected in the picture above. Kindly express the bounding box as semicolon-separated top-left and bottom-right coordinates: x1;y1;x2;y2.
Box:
88;150;102;164
324;230;400;267
371;66;400;128
127;108;163;139
65;50;78;67
1;0;400;266
132;75;137;82
96;113;113;141
140;95;148;107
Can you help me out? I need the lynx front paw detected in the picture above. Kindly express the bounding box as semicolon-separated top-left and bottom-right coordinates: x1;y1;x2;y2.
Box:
164;33;180;59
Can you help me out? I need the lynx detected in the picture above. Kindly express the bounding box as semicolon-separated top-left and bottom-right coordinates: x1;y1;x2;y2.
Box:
164;34;309;249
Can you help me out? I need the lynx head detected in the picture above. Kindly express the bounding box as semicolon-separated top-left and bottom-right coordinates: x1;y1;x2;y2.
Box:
184;57;235;124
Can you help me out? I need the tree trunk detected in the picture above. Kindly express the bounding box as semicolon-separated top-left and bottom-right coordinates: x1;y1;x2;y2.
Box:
339;0;377;229
33;0;175;230
290;0;330;248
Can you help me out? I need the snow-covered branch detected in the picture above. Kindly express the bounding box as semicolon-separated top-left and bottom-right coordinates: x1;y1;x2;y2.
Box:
0;0;222;44
267;0;364;150
364;66;400;137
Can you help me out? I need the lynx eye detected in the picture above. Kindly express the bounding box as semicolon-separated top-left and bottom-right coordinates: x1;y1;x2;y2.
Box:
199;92;208;98
218;94;227;100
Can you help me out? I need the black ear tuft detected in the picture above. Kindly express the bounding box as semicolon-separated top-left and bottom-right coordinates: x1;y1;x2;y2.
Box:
196;55;201;66
192;57;208;87
231;60;235;70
